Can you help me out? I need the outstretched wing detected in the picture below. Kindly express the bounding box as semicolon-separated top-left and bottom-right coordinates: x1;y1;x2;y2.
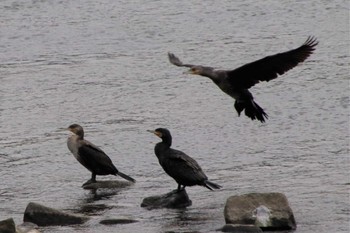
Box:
226;36;318;89
78;140;118;175
168;52;196;68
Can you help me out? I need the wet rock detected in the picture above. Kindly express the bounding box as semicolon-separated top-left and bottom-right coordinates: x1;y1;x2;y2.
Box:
224;193;296;231
99;217;138;225
0;218;16;233
82;180;132;189
23;202;90;226
141;189;192;209
16;222;40;233
218;224;263;233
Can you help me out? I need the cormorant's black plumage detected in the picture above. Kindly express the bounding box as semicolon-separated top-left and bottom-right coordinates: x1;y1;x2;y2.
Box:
148;128;221;191
168;36;318;122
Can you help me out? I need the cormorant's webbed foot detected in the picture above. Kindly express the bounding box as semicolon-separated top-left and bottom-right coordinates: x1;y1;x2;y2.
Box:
83;174;97;186
83;179;96;186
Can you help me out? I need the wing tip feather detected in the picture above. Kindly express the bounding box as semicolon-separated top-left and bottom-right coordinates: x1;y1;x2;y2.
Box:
304;36;319;48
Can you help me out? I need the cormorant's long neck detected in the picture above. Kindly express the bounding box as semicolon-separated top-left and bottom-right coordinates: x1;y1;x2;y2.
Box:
154;136;172;158
199;67;221;84
67;134;80;156
69;133;83;144
162;135;172;147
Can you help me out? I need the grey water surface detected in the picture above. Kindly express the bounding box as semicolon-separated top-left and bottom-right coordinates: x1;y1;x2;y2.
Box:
0;1;349;233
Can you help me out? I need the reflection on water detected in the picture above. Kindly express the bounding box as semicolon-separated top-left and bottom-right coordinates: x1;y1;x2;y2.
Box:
76;203;114;216
84;189;124;202
71;185;133;217
0;0;349;233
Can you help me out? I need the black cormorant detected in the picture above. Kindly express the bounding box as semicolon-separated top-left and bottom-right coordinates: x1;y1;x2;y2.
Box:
67;124;135;184
148;128;221;191
168;36;318;123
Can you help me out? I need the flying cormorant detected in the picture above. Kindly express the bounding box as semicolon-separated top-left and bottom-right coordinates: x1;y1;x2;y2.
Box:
148;128;221;191
168;36;318;123
67;124;136;184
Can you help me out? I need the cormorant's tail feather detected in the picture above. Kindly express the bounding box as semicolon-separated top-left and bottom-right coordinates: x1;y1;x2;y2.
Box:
117;171;136;183
204;180;221;191
234;100;268;123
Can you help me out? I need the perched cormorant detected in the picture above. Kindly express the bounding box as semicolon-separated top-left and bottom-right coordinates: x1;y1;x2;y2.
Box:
148;128;221;191
67;124;135;184
168;36;318;123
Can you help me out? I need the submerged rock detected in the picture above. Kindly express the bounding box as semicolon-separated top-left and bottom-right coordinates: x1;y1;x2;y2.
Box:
218;224;263;233
0;218;16;233
141;189;192;209
99;217;138;225
224;193;296;231
82;180;133;190
23;202;90;226
16;222;41;233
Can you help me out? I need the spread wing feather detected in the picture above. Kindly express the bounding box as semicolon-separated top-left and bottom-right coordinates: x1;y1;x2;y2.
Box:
227;36;318;89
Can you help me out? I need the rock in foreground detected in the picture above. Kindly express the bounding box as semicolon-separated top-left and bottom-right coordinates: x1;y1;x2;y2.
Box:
224;193;296;231
0;218;16;233
23;202;90;226
141;189;192;209
82;180;133;189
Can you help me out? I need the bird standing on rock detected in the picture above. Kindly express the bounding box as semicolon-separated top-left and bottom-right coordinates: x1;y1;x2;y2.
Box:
168;37;318;123
148;128;221;192
66;124;136;185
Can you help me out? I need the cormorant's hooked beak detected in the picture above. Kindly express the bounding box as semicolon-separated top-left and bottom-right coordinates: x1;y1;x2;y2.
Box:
147;130;162;138
64;127;76;135
57;127;76;136
184;68;200;75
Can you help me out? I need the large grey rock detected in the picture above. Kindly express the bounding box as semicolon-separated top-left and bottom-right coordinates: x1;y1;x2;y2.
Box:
23;202;90;226
224;193;296;230
0;218;16;233
82;180;133;189
141;189;192;209
219;224;263;233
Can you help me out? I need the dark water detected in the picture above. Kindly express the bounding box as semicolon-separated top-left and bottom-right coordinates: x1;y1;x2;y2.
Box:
0;0;349;232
